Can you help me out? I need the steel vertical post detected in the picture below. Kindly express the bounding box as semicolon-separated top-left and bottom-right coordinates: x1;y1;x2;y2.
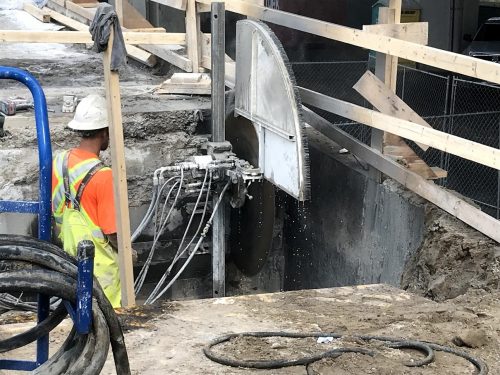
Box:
211;1;226;297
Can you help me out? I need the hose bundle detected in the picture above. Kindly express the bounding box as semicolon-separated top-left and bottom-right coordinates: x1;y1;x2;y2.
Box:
204;331;489;375
0;234;130;375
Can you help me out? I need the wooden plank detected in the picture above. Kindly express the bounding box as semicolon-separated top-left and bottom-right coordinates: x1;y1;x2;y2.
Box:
194;0;500;85
388;0;402;89
186;0;201;73
200;32;211;67
430;167;448;179
298;87;500;171
303;107;500;243
127;27;166;32
77;2;98;7
200;33;235;88
156;72;211;95
363;22;428;45
197;2;211;12
44;7;88;30
371;7;393;166
23;3;51;23
47;0;90;24
197;0;263;12
140;44;193;71
51;0;66;6
151;0;187;10
354;70;431;151
376;6;401;150
45;8;157;66
66;0;95;19
115;0;123;24
102;28;136;307
370;2;435;180
124;44;157;67
0;30;186;45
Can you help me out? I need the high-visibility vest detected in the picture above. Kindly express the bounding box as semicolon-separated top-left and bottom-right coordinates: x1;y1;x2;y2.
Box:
52;150;121;308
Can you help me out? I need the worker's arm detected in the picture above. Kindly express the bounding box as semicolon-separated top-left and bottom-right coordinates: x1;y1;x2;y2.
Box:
107;232;119;251
107;233;138;263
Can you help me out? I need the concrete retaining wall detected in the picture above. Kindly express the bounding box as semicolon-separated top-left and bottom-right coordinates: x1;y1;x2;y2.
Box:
283;133;426;290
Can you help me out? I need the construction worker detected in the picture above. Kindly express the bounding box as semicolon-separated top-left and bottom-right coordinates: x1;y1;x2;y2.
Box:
51;94;121;308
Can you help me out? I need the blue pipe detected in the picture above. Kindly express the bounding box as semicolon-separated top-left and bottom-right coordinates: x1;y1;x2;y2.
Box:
0;67;52;366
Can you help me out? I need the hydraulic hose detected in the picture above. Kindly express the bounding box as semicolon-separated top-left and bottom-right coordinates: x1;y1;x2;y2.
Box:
204;331;489;375
0;234;131;375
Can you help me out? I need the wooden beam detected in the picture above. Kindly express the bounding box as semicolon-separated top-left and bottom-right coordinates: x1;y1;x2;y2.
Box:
194;0;500;85
354;71;431;152
197;2;211;12
197;0;264;12
388;0;402;89
76;2;98;7
23;3;51;23
298;87;500;171
371;7;393;171
151;0;187;10
200;33;235;87
44;7;88;30
127;27;167;32
140;44;193;71
102;28;135;307
47;0;90;24
44;8;157;67
115;0;123;24
124;45;157;67
66;0;95;19
0;30;186;45
186;0;201;72
303;108;500;244
369;2;435;180
363;22;428;45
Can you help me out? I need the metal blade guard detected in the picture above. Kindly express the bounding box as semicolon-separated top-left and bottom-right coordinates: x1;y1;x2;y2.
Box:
235;20;310;201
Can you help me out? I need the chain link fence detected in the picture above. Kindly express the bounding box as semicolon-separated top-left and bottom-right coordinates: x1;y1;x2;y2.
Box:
292;61;372;144
292;61;500;219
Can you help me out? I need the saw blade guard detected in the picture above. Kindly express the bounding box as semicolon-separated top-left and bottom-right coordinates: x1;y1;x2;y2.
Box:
235;20;310;201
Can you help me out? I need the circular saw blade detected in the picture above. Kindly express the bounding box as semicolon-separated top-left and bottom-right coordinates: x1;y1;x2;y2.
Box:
226;113;276;276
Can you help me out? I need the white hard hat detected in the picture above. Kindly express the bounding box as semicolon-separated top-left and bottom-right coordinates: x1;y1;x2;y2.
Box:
67;95;109;131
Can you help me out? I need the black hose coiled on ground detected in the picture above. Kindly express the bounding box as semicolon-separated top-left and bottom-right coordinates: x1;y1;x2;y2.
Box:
204;331;488;375
0;234;131;375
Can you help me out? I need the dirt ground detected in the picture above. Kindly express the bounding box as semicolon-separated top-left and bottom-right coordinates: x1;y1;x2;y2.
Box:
1;284;498;374
402;205;500;301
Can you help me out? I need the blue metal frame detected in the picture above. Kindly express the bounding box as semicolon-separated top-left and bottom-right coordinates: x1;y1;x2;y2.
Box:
0;66;52;369
0;67;95;371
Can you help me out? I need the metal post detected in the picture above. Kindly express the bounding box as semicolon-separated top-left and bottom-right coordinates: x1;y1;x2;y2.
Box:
76;240;95;334
211;1;226;297
211;2;225;141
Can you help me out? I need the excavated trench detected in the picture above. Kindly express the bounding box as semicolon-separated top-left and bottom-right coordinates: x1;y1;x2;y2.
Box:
0;9;498;303
2;100;498;303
